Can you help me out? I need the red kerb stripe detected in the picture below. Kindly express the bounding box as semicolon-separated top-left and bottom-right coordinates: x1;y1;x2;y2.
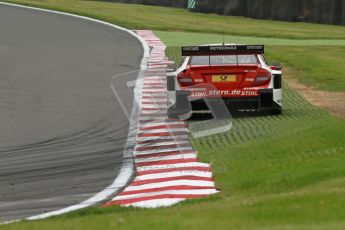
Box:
135;150;195;159
120;185;215;196
135;143;190;151
135;158;197;167
139;124;186;131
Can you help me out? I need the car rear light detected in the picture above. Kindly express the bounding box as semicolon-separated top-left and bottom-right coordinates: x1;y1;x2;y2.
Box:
270;66;281;71
177;75;194;87
270;62;282;71
253;70;271;86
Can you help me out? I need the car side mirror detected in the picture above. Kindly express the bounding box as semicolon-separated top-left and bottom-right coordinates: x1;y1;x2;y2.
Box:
270;61;282;71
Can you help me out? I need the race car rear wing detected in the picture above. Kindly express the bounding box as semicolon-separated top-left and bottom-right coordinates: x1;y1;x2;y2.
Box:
181;45;264;56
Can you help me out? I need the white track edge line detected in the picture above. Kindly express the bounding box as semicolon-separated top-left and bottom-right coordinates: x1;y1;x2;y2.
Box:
0;2;150;223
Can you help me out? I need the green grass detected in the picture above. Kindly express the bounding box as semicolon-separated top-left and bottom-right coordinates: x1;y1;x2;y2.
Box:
2;82;345;229
155;31;345;47
165;43;345;92
267;46;345;91
2;0;345;39
3;46;345;230
1;1;345;229
4;0;343;90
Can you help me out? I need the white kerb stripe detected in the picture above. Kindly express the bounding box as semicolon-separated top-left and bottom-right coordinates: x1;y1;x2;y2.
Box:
123;180;216;191
123;198;185;208
134;171;212;181
136;135;190;142
139;121;185;128
115;189;218;201
137;128;189;134
134;153;196;163
134;147;194;156
135;140;190;148
136;162;211;172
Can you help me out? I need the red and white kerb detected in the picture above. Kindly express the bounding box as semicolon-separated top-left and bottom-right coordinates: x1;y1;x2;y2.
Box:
103;31;219;208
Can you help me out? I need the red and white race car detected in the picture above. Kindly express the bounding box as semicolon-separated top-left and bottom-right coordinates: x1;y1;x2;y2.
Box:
167;44;282;118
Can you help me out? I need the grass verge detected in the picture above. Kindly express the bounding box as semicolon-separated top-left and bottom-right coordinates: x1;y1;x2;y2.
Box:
3;0;345;91
267;46;345;92
165;42;345;92
155;31;345;47
2;78;345;229
0;1;344;229
1;0;345;39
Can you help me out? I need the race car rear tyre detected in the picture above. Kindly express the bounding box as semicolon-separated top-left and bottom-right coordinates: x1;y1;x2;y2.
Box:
271;109;282;115
268;100;283;115
270;107;283;115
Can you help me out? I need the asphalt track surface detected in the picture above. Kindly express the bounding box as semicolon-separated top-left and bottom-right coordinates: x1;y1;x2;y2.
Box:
0;4;142;221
